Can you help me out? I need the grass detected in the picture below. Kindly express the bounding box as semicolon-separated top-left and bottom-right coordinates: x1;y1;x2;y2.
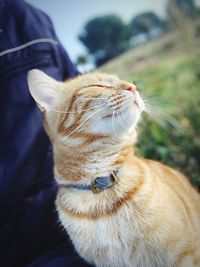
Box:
100;33;200;188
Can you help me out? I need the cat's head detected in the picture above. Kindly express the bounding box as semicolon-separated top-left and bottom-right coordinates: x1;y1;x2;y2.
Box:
27;69;144;146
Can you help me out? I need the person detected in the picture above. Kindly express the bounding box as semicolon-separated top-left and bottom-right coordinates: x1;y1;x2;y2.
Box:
0;0;91;266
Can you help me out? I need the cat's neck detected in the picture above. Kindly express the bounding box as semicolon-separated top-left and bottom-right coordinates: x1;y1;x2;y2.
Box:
53;141;134;184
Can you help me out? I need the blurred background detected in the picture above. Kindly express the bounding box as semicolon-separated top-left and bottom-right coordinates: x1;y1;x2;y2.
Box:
27;0;200;188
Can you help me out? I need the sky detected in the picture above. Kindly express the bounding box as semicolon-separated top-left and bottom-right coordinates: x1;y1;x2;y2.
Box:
26;0;168;62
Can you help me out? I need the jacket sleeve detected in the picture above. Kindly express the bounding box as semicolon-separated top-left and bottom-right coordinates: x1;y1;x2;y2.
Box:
0;1;89;267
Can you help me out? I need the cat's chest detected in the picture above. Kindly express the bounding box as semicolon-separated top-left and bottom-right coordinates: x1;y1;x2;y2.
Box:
59;211;137;266
59;210;133;247
57;200;175;267
58;212;168;267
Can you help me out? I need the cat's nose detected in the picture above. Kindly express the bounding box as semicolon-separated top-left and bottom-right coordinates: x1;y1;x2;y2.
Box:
127;84;136;94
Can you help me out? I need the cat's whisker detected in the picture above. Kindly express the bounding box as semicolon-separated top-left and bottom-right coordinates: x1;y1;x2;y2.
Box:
119;111;131;130
115;106;127;129
115;109;125;128
144;102;186;133
66;106;106;138
111;108;120;138
144;105;170;130
114;98;133;129
109;97;132;129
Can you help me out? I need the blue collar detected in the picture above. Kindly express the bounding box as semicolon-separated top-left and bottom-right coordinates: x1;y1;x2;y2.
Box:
60;168;120;194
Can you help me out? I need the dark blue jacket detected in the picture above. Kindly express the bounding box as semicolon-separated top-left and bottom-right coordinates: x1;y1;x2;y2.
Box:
0;1;91;266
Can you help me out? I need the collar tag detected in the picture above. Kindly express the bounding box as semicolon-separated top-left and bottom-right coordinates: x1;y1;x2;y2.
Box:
91;169;118;194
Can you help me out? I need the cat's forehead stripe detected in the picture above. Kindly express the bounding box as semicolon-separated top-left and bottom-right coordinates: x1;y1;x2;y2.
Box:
58;99;94;136
58;93;78;134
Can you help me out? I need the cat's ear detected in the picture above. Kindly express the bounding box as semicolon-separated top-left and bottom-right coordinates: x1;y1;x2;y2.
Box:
27;69;61;112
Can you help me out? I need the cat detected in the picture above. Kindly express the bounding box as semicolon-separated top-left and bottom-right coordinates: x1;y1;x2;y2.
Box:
28;69;200;267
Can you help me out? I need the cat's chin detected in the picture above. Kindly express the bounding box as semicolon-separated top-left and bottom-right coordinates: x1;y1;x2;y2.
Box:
89;109;140;140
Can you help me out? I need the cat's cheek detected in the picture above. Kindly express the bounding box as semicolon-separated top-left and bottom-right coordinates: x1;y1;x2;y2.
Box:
90;119;116;135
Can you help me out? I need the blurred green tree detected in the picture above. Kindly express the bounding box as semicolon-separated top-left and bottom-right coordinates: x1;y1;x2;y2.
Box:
79;15;132;67
130;12;166;38
167;0;196;18
166;0;199;49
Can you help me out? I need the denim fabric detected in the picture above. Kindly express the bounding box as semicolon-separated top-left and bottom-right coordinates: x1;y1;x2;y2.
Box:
0;1;90;266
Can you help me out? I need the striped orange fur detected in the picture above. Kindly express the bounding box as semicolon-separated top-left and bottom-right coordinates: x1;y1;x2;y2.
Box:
28;70;200;267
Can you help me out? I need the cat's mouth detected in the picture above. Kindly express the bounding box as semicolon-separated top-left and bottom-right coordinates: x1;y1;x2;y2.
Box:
134;91;145;112
102;110;123;119
103;114;113;119
133;100;143;112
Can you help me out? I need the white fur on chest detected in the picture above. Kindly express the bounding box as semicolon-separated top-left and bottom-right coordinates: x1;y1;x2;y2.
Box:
59;209;134;267
57;204;173;267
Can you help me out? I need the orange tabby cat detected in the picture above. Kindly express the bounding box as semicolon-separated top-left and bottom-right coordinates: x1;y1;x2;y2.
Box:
28;69;200;267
